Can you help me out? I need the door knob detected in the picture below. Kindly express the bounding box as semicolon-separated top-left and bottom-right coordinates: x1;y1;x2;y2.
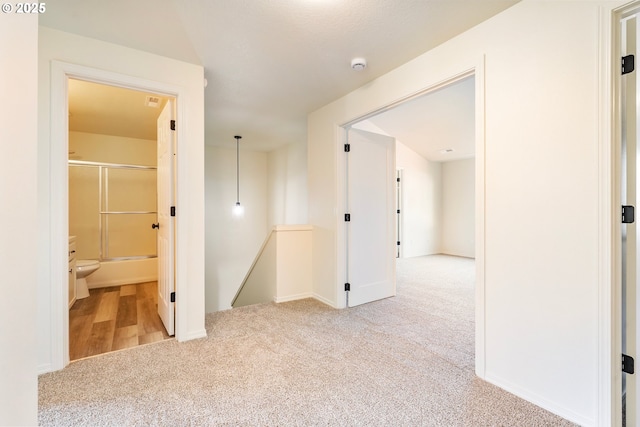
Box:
152;223;160;229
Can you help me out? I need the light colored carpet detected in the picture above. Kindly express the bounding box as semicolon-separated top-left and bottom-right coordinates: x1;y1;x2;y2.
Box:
39;255;575;426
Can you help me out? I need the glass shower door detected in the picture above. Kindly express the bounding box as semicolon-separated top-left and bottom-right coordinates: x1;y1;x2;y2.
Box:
102;166;157;260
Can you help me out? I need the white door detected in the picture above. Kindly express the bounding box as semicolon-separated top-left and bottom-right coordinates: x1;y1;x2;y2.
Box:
157;99;175;336
346;128;396;307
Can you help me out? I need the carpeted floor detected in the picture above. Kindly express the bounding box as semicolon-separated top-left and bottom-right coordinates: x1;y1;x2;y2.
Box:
38;255;575;426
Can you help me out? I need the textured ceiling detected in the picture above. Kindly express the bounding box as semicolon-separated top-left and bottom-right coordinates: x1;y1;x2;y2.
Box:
40;0;518;152
362;76;475;163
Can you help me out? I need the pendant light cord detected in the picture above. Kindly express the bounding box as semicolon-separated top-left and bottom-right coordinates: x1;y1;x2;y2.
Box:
235;135;241;204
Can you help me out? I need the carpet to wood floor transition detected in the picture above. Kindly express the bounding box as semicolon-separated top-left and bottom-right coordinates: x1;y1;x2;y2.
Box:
39;255;575;426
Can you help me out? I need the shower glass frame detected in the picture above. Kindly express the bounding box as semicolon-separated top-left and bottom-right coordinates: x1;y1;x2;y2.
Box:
69;160;158;261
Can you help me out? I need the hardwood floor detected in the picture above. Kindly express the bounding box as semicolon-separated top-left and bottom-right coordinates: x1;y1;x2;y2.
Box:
69;281;172;361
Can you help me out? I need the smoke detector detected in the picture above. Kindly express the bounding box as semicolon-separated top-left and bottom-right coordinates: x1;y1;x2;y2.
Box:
351;57;367;71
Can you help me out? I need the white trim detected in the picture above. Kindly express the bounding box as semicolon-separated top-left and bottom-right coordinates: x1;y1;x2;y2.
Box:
312;292;335;307
334;56;487;378
609;3;640;425
49;61;188;371
180;329;208;341
474;55;487;379
485;373;593;426
49;60;70;371
274;224;313;232
337;125;348;309
274;292;314;303
599;4;616;426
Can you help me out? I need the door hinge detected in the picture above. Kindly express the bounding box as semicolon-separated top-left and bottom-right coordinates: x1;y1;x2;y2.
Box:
623;353;635;374
623;55;635;75
623;205;635;224
397;241;401;246
397;177;401;182
344;283;351;292
170;206;176;217
344;143;351;152
345;213;351;222
170;120;176;131
397;209;400;214
170;292;176;303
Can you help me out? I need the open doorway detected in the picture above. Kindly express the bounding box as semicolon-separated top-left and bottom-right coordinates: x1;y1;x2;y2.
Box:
340;70;481;369
66;79;175;360
353;75;475;262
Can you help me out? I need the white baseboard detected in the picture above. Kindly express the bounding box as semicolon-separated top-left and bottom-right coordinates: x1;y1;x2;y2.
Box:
273;292;313;303
37;363;54;375
178;329;207;342
312;293;337;308
484;373;593;427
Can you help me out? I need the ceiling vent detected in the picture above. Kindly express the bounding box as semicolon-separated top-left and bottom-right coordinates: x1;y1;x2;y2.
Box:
145;96;161;108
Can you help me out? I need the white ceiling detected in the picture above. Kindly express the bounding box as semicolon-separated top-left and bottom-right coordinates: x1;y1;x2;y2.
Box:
68;79;168;140
41;0;518;152
357;76;475;162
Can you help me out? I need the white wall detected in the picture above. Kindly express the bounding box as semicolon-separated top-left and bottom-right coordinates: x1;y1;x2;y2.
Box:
396;141;442;257
308;1;617;424
38;27;206;371
232;225;313;307
268;140;308;227
441;158;474;258
69;131;156;165
205;146;268;312
205;139;309;313
0;13;38;426
275;226;313;302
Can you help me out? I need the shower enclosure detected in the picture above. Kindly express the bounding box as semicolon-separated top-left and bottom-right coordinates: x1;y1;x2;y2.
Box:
69;160;157;265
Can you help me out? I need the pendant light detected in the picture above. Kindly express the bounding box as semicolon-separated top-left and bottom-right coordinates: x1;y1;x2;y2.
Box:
232;135;244;217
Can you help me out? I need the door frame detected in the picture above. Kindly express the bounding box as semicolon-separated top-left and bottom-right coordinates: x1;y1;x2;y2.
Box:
49;61;182;369
613;3;640;425
335;58;486;377
396;169;403;259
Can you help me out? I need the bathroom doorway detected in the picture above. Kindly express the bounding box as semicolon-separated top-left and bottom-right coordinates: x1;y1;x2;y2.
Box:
67;79;175;360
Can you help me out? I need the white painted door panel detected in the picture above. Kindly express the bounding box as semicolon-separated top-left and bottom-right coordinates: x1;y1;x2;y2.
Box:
157;100;175;336
347;129;396;307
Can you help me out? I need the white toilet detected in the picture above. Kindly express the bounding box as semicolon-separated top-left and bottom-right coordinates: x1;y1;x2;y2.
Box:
76;260;100;299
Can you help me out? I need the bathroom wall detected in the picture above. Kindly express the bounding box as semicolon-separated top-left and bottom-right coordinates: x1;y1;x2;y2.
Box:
69;131;156;165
